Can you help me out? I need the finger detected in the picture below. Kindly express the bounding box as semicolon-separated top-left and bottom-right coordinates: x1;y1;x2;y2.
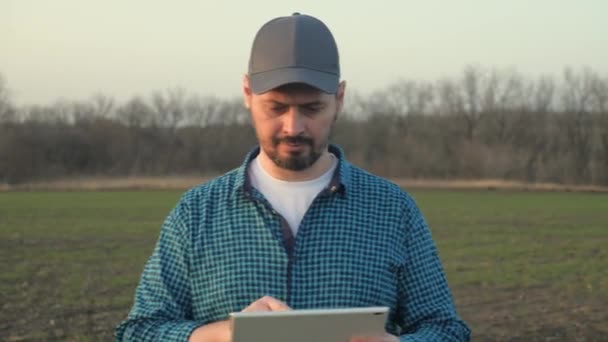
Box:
260;296;290;311
349;334;398;342
349;337;367;342
242;296;291;312
242;300;269;312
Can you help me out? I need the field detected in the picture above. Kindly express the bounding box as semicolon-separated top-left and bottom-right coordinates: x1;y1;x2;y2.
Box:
0;189;607;341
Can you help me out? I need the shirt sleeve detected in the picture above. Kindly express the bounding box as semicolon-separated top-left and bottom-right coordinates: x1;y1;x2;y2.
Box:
115;201;202;341
395;196;471;341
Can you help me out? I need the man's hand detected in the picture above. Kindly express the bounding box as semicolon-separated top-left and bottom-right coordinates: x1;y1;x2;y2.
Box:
349;333;399;342
188;320;231;342
241;295;291;312
188;296;290;342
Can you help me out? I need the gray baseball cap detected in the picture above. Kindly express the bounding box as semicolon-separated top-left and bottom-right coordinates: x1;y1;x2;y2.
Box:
248;13;340;94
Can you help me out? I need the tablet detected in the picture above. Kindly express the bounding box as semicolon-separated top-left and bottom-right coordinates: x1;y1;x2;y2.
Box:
230;306;389;342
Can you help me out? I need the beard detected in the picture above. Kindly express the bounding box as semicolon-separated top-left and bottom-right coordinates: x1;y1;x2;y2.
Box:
267;135;323;171
260;124;334;171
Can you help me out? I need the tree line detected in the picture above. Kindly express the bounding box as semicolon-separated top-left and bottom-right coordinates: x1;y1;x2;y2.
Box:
1;65;607;185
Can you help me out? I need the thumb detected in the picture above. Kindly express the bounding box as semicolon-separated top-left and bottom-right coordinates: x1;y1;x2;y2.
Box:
262;296;291;311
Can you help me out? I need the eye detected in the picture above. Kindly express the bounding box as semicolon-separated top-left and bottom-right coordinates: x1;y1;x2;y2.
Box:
269;105;288;115
302;104;323;115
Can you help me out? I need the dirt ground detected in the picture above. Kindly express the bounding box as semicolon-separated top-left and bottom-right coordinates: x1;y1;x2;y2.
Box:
1;189;606;341
2;285;607;341
454;286;608;341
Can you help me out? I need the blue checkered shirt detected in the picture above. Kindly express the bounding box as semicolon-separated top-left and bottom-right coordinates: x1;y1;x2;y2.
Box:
115;144;470;341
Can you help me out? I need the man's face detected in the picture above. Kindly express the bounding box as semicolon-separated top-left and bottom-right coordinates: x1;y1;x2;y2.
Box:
244;79;345;171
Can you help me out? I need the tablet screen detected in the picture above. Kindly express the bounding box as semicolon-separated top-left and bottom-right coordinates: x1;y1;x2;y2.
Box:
230;306;389;342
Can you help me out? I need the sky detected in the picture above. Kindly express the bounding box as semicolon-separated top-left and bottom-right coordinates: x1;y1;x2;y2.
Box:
1;0;607;105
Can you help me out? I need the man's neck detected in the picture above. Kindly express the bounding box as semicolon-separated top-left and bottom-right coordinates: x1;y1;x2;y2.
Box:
257;149;334;182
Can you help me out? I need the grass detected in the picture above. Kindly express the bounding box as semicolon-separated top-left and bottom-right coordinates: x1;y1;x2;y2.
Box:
0;189;606;341
414;191;608;289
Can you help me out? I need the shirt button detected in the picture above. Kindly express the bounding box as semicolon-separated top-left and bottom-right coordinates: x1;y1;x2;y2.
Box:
330;185;338;192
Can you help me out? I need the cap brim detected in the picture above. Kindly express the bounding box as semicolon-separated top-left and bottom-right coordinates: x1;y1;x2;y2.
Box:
249;67;339;94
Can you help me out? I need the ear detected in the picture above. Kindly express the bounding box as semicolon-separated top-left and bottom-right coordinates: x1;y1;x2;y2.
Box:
243;74;253;109
335;80;346;114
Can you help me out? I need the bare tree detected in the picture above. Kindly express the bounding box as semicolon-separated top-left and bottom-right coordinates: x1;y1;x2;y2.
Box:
0;74;15;183
151;88;186;130
459;65;486;141
117;96;154;128
525;76;555;182
589;75;608;184
71;95;115;124
0;74;17;123
3;66;608;186
481;68;527;145
185;95;222;127
560;67;596;183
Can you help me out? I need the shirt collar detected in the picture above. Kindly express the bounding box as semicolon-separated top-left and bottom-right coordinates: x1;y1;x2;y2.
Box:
232;143;351;198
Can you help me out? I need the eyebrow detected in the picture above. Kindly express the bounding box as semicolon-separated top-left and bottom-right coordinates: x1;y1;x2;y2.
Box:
264;100;325;107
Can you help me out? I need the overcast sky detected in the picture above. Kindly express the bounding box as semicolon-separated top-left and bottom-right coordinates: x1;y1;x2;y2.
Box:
2;0;607;105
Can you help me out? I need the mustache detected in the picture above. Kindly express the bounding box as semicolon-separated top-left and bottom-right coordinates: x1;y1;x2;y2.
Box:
272;135;313;146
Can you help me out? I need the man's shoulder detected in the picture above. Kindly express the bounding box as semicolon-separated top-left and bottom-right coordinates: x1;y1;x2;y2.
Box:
346;162;419;210
347;162;407;196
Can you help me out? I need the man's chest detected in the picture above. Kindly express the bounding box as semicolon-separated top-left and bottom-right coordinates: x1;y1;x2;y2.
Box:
186;208;404;323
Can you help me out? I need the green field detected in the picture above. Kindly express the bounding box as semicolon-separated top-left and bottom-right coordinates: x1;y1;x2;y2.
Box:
1;190;606;341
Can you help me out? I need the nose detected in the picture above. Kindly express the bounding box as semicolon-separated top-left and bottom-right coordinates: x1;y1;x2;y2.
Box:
282;107;305;136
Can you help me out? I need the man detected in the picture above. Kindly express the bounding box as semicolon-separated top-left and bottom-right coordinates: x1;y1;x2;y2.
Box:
115;13;470;342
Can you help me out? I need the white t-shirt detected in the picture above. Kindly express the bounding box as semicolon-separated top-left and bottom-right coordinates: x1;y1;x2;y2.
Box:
249;154;338;237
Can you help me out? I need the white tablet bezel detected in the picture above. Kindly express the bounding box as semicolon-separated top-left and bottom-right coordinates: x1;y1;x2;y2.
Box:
230;306;389;342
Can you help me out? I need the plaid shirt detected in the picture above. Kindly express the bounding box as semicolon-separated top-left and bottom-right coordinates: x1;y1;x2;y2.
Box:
115;144;470;341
